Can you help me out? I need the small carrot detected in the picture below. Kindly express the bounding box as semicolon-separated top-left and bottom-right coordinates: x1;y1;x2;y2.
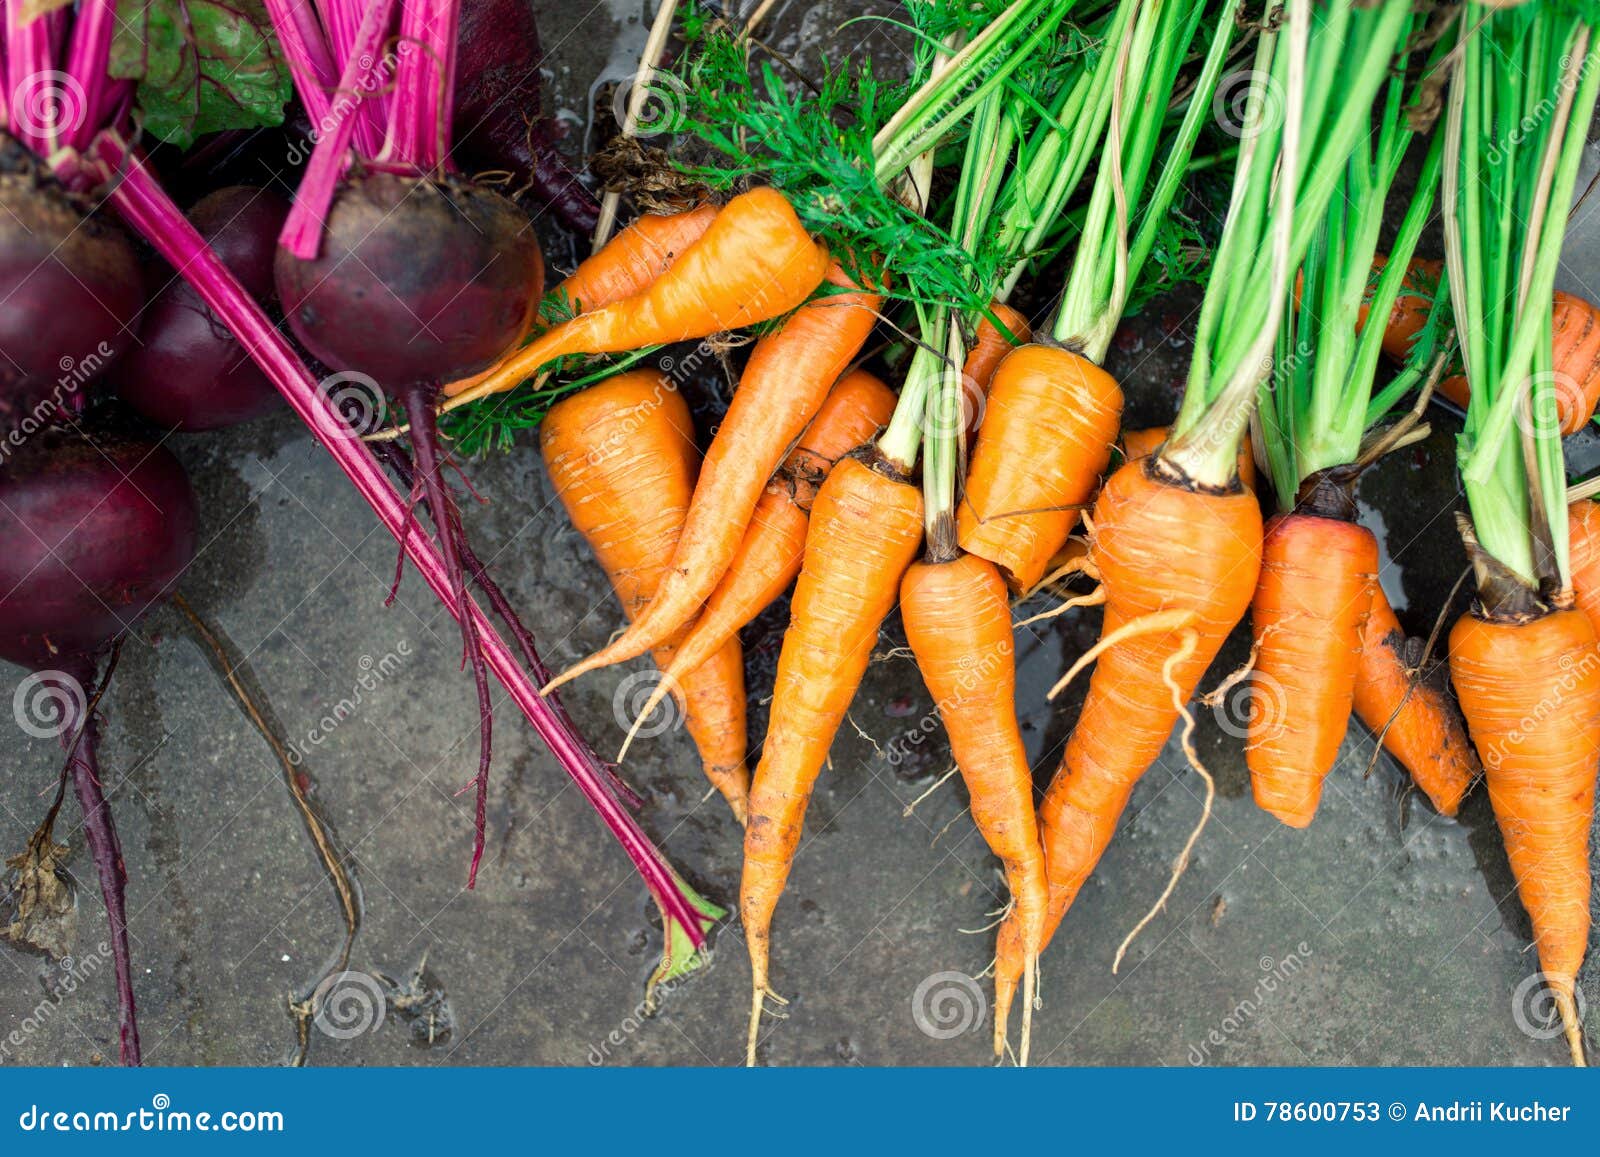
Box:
616;370;896;757
1351;581;1479;816
1451;606;1600;1066
540;370;749;821
543;262;883;692
1123;424;1256;491
743;453;923;1064
557;204;719;313
960;303;1031;439
901;551;1047;1062
447;187;830;403
957;345;1122;592
993;456;1263;1035
1296;254;1441;362
1247;507;1378;827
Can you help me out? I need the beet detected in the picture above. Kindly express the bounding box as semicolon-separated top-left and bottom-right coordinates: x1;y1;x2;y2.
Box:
0;136;143;431
118;187;291;430
276;171;543;387
0;432;197;1066
0;432;197;670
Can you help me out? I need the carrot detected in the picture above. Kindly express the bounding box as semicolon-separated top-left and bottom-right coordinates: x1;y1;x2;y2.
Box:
742;453;923;1064
1246;509;1377;826
1351;581;1479;816
993;457;1262;1036
1450;606;1600;1066
956;345;1122;592
901;551;1047;1061
1568;499;1600;637
446;187;830;403
1295;254;1441;362
539;369;749;821
1123;425;1255;491
616;370;896;757
1429;292;1600;434
961;303;1031;439
557;204;719;313
543;262;884;693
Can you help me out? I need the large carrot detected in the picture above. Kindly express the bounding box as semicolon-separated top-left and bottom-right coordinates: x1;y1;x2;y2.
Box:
1351;581;1480;817
961;302;1031;439
557;205;719;313
901;552;1047;1062
1435;292;1600;434
543;262;884;692
446;187;830;404
992;458;1263;1039
1123;424;1256;491
1451;606;1600;1066
540;370;749;821
617;370;896;758
1247;502;1378;827
743;453;923;1064
956;345;1122;592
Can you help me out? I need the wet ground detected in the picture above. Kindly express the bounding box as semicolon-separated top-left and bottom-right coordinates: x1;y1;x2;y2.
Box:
3;3;1600;1068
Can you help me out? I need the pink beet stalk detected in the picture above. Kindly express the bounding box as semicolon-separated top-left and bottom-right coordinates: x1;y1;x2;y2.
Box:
264;0;337;126
387;0;456;166
90;132;719;972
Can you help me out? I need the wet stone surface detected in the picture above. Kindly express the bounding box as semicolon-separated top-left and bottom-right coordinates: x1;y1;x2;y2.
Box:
2;4;1599;1068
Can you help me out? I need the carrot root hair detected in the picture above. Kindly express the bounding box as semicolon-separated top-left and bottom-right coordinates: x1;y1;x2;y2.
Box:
1048;608;1199;700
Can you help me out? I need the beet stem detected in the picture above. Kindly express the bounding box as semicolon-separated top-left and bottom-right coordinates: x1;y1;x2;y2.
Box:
402;385;492;888
60;659;141;1066
96;135;717;969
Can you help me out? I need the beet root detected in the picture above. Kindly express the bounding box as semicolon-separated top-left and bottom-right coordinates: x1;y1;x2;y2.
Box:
0;432;197;669
119;187;291;430
275;171;544;391
0;136;143;430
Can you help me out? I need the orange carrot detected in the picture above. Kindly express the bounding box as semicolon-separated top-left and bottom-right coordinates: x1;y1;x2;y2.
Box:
1351;581;1479;816
1293;254;1440;363
1568;499;1600;637
743;454;923;1064
901;551;1047;1061
1247;510;1378;827
957;345;1122;592
447;188;830;403
558;205;719;313
992;457;1262;1037
1123;425;1256;491
544;262;883;692
1430;292;1600;434
540;370;749;821
961;303;1031;440
616;371;896;756
1450;606;1600;1066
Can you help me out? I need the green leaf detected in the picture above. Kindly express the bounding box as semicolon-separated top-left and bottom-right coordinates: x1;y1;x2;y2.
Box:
111;0;292;148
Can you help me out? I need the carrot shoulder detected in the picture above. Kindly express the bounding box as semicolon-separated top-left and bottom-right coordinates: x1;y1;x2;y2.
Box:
992;458;1261;1030
558;205;720;313
545;263;883;690
1350;581;1479;816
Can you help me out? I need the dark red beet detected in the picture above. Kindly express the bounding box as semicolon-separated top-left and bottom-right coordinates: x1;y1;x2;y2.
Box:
453;0;601;233
0;433;197;1066
275;171;543;389
0;432;197;670
0;136;143;431
118;187;291;430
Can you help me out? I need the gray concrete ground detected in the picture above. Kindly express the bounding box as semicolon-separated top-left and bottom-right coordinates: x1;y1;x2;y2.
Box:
2;1;1598;1067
